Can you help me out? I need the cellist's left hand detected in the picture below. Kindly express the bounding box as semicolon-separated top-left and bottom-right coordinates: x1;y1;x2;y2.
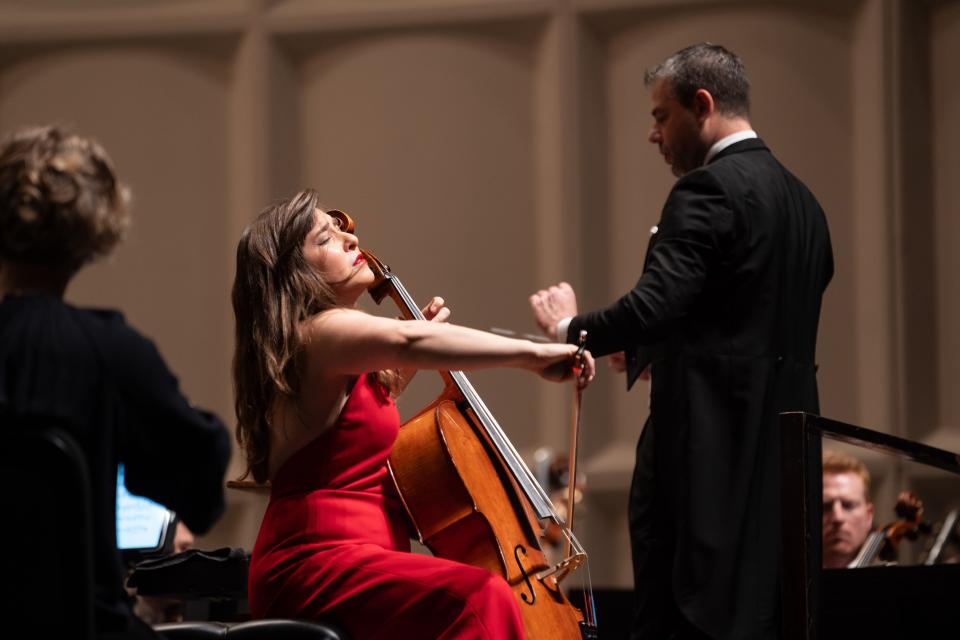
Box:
394;297;450;394
422;296;451;323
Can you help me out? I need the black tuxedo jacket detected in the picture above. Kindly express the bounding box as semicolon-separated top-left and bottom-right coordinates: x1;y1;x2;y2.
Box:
568;138;833;638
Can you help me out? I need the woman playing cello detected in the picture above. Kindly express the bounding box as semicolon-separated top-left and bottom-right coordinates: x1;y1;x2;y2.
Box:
232;189;595;639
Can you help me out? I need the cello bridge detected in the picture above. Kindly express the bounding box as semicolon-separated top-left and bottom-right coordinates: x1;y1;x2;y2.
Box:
535;552;587;584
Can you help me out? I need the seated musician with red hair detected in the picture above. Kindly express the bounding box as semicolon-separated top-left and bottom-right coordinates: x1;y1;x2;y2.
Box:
822;450;876;568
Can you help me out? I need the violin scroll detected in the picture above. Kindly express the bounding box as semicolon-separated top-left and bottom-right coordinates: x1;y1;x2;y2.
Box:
877;491;932;562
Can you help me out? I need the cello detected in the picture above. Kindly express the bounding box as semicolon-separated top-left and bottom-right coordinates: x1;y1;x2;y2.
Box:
328;209;598;639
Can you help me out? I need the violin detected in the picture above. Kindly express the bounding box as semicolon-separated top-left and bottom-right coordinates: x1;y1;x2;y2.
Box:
330;209;598;639
851;491;932;567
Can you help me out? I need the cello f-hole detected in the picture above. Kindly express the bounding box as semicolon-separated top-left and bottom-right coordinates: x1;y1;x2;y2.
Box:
514;545;536;605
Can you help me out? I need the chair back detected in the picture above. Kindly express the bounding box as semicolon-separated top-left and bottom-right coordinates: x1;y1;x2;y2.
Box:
0;418;95;640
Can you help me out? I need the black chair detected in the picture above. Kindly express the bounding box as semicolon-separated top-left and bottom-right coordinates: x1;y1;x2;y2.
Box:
154;619;347;639
154;621;228;639
132;550;348;640
0;422;95;640
227;619;347;639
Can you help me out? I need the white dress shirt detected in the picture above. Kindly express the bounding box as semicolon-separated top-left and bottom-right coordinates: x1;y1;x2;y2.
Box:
704;129;757;164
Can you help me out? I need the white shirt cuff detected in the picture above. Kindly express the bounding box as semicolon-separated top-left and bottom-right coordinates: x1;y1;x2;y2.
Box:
556;317;573;343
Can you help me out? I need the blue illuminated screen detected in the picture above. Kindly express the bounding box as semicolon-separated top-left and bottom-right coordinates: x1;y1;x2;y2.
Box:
116;464;171;551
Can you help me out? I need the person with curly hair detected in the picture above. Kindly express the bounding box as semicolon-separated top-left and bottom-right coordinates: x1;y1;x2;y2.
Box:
0;125;230;639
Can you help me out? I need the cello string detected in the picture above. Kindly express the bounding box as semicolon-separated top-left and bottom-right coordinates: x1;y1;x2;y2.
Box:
389;274;560;516
584;558;598;626
457;373;558;515
466;326;592;522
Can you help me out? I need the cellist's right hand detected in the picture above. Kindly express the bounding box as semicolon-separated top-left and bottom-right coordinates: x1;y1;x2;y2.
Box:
530;343;596;389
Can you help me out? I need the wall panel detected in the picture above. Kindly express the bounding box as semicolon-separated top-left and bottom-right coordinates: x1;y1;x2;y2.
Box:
931;0;960;448
288;23;549;449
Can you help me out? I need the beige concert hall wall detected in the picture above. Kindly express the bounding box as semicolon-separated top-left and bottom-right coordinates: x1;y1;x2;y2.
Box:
1;0;956;588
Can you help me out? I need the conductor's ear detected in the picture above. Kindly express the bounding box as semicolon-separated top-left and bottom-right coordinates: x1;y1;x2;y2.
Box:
692;89;714;120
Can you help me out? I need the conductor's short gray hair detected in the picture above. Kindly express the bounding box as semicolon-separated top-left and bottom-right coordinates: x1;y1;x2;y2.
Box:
645;43;750;118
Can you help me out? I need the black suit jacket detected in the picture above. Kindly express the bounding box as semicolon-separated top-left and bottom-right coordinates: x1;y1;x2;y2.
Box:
568;138;833;638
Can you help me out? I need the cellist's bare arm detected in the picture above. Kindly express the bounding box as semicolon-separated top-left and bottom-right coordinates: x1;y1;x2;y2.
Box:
303;308;594;385
393;296;451;394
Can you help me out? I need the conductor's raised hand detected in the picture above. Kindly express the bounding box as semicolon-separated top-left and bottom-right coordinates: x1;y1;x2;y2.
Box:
529;282;578;340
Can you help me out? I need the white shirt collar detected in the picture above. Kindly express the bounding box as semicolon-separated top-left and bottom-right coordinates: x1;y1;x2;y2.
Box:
704;129;758;165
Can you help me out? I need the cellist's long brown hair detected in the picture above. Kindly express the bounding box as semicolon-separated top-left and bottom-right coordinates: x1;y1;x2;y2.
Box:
231;189;342;483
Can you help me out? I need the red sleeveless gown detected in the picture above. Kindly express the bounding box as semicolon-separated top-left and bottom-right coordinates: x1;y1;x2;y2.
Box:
248;374;526;639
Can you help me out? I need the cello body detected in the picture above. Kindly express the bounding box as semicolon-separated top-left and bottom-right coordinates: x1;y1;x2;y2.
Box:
389;390;587;639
